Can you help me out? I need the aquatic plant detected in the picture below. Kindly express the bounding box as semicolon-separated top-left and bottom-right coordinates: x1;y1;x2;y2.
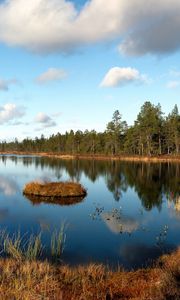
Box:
0;226;66;262
51;223;66;260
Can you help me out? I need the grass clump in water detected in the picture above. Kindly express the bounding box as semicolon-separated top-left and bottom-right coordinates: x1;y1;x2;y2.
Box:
23;181;87;198
0;226;66;262
25;233;43;261
51;224;66;260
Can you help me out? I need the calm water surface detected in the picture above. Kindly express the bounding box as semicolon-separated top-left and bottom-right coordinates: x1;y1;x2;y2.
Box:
0;155;179;269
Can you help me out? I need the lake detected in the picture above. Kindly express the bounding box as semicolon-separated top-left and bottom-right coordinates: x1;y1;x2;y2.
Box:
0;155;179;269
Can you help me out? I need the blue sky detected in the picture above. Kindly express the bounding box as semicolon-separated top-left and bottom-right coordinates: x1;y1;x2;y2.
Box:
0;0;180;140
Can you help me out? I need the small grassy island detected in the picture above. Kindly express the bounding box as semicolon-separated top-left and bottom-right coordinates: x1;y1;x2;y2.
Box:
23;181;87;198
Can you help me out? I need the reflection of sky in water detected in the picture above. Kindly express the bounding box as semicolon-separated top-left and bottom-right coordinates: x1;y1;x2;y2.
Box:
0;176;19;196
0;208;9;221
0;155;179;269
102;211;139;234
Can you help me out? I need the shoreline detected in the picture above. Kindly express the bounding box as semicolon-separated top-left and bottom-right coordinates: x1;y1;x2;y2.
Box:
0;248;179;299
0;151;180;163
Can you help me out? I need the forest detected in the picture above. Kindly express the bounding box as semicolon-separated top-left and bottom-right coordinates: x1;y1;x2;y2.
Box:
0;101;179;156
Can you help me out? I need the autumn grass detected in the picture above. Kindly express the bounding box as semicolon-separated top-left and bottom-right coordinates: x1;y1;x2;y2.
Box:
0;248;179;299
0;228;65;262
0;229;179;299
1;151;180;163
0;227;179;299
23;181;87;198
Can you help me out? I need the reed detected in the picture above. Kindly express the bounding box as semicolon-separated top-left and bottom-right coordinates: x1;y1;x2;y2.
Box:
51;223;66;261
0;226;66;262
25;233;43;261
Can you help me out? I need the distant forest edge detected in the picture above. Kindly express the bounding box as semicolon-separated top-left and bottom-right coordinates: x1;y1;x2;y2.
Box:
1;101;180;156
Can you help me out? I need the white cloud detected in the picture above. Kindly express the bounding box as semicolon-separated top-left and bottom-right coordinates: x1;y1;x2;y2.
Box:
117;0;180;56
0;0;180;56
0;103;25;124
35;112;56;128
167;80;180;89
0;78;18;91
36;68;67;84
100;67;146;87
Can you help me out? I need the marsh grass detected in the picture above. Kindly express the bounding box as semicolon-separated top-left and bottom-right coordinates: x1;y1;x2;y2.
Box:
25;233;43;261
23;181;87;198
0;248;180;299
51;223;66;260
0;226;180;299
0;225;66;262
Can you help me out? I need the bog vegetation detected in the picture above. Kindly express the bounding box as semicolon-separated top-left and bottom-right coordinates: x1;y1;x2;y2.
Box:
0;227;66;262
0;238;180;299
1;101;179;156
23;181;87;198
0;229;179;299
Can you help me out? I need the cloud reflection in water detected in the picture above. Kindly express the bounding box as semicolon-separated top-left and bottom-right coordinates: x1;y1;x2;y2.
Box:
102;210;139;234
0;175;19;196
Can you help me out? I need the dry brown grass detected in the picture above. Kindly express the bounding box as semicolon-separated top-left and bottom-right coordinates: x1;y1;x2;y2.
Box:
1;151;180;163
23;181;87;198
0;249;179;299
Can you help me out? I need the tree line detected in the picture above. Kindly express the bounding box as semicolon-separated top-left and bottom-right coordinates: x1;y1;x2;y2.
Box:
1;101;179;156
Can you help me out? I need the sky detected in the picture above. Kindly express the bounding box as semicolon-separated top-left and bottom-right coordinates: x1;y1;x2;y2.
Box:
0;0;180;141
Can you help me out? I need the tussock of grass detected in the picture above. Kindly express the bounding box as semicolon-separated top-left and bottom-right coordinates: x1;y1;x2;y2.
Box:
23;181;87;198
51;225;66;259
0;228;65;262
0;246;180;299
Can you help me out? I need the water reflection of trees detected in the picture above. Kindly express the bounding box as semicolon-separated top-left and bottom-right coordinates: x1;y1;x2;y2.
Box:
104;161;128;201
123;163;164;210
124;162;179;211
1;156;179;211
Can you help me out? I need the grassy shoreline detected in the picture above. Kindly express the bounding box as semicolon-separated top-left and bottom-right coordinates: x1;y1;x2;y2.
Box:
0;151;180;163
0;228;179;299
0;248;179;299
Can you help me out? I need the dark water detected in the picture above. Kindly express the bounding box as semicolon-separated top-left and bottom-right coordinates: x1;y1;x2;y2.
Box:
0;155;180;269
